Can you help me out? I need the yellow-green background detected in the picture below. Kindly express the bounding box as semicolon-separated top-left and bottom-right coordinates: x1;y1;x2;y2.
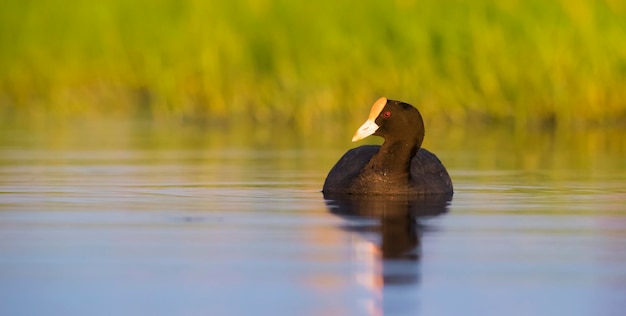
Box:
1;0;625;130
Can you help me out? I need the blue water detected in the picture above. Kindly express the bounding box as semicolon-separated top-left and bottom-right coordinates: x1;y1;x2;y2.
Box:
0;122;625;315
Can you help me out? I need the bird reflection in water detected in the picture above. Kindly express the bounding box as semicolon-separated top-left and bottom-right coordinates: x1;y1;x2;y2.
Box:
323;193;451;314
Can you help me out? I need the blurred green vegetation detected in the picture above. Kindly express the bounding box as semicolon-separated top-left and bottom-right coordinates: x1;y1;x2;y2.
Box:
1;0;625;129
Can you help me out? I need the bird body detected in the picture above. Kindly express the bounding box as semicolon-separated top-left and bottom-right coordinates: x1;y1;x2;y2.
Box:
322;97;453;195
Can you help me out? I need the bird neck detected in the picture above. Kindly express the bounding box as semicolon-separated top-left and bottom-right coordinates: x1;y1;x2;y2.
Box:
366;139;419;180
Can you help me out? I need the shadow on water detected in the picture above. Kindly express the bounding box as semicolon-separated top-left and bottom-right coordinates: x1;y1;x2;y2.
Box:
323;193;452;286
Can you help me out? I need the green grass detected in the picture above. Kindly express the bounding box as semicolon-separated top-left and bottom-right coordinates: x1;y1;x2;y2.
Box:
1;0;626;129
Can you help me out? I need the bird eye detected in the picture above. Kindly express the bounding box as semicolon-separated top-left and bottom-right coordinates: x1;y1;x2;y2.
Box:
383;111;391;118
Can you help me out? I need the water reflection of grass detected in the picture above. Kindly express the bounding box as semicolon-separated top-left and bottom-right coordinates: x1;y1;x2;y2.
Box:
1;0;625;128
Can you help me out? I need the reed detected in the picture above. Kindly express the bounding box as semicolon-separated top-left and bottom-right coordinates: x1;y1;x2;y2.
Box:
1;0;625;129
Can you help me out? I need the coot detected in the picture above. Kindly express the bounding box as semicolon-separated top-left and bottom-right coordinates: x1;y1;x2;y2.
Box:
322;97;453;195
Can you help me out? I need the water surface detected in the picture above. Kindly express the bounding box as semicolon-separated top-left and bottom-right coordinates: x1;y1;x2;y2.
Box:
0;121;625;315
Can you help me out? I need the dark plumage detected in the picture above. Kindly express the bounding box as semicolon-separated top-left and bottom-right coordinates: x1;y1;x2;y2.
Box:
322;97;453;195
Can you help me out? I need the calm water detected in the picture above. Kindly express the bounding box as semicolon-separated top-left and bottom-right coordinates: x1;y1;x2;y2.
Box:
0;121;625;316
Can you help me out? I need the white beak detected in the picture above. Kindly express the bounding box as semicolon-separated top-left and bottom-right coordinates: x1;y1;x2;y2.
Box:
352;119;379;142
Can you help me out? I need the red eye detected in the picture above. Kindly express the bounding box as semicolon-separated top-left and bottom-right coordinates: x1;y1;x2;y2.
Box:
383;111;391;118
